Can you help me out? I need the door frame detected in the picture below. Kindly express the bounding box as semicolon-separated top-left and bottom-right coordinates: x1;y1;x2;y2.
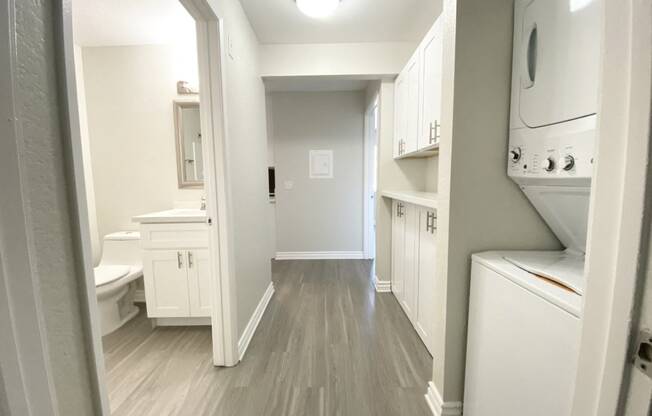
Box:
54;0;238;412
571;0;652;414
363;93;379;260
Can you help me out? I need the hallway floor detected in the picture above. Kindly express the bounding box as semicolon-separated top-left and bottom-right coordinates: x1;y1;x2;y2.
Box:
102;260;433;416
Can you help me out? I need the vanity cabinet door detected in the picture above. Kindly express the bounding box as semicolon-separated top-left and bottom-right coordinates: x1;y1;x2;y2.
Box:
402;203;419;323
391;200;406;305
187;249;212;317
143;250;191;317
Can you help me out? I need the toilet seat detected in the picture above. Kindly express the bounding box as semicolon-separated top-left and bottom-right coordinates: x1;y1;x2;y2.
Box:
94;265;131;287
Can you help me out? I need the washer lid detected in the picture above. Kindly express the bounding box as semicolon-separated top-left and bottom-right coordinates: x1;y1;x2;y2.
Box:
94;265;130;287
504;251;585;295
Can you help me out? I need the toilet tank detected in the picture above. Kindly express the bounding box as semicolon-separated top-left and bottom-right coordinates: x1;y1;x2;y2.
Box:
100;231;142;267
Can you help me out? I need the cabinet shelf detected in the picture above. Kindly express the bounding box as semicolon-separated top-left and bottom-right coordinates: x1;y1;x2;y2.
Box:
381;190;438;210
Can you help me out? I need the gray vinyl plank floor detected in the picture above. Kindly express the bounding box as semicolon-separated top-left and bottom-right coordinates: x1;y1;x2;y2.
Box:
102;259;433;416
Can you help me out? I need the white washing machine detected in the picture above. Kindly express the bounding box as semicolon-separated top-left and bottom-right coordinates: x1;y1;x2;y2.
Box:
464;0;602;414
464;252;582;416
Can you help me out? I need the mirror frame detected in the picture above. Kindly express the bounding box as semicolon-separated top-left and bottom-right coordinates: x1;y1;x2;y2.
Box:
173;100;203;189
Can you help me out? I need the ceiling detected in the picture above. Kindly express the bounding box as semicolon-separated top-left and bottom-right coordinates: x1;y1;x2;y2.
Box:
240;0;441;44
73;0;195;46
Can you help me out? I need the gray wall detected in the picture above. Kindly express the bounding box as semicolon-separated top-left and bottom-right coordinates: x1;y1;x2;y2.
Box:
10;0;99;413
431;0;560;401
220;0;274;336
270;91;366;254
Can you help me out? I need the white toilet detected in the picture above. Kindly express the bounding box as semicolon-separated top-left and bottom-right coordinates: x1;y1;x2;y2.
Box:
94;231;143;336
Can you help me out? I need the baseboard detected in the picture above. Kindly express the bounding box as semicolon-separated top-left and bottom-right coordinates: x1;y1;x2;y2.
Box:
374;275;391;292
425;382;462;416
238;281;275;361
275;251;365;260
134;289;145;303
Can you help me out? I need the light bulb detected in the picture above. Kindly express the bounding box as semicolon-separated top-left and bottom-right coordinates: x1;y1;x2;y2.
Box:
296;0;340;19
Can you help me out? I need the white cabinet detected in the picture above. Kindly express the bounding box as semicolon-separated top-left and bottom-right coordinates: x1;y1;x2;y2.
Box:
393;74;407;158
420;21;444;150
140;223;211;319
390;199;438;355
391;200;406;302
393;17;444;159
415;208;437;354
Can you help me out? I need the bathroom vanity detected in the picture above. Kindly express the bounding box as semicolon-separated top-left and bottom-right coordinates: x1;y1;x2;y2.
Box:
132;209;211;325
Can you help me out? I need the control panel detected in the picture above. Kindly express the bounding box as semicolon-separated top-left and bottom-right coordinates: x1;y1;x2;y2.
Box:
508;115;596;186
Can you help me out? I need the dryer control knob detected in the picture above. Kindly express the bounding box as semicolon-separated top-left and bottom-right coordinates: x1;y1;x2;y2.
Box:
509;147;522;163
562;155;575;171
543;157;555;172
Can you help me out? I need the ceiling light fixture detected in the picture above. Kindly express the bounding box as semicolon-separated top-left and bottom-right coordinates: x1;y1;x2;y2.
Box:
295;0;341;19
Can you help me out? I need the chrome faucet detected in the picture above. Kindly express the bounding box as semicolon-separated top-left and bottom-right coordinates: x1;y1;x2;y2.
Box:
200;196;207;211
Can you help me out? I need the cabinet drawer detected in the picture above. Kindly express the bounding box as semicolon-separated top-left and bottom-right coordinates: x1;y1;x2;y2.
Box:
140;223;209;249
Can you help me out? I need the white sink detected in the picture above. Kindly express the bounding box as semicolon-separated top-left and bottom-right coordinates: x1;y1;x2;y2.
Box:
132;208;207;224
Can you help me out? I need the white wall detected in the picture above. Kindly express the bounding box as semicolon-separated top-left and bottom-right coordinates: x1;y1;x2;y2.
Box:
218;0;274;336
270;91;365;254
260;42;416;78
81;45;204;241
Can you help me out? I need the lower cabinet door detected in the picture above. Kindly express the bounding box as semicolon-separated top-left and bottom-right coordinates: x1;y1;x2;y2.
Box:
416;208;437;355
143;250;191;317
402;204;419;323
187;249;212;317
391;200;406;305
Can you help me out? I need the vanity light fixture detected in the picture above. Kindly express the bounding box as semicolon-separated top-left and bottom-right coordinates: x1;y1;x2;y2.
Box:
295;0;341;19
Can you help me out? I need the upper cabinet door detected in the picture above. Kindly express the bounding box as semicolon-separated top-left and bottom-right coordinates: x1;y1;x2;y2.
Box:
394;74;407;158
420;21;443;150
405;53;421;155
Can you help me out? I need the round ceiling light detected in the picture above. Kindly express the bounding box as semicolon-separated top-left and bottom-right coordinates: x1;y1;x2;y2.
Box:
296;0;341;18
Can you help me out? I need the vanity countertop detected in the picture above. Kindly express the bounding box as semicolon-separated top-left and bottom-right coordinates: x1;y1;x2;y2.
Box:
132;208;207;224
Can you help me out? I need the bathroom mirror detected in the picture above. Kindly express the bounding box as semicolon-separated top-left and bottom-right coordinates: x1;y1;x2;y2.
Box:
174;101;204;188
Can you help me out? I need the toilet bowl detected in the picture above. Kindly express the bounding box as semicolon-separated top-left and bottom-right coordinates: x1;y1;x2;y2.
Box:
94;231;143;336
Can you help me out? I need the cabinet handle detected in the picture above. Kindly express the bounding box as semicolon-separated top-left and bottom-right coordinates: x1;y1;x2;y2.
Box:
188;251;194;269
429;121;441;144
177;251;183;269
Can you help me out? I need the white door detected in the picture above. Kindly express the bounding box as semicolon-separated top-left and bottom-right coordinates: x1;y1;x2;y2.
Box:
391;200;406;304
405;53;421;154
420;21;443;150
416;208;437;354
364;102;379;260
401;204;419;322
187;249;212;317
518;0;600;128
394;75;407;158
143;250;190;317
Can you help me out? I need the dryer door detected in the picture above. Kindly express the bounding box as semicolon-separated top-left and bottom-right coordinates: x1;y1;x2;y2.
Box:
519;0;601;128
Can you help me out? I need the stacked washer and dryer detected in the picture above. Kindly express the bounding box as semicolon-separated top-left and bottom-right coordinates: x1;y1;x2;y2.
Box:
463;0;601;415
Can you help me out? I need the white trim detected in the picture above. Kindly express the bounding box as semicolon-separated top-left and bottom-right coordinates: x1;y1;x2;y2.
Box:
275;251;365;260
180;0;239;367
59;1;111;413
374;275;391;292
424;382;462;416
237;282;275;360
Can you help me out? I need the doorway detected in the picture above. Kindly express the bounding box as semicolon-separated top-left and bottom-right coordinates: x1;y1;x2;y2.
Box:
60;0;236;413
364;95;379;260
